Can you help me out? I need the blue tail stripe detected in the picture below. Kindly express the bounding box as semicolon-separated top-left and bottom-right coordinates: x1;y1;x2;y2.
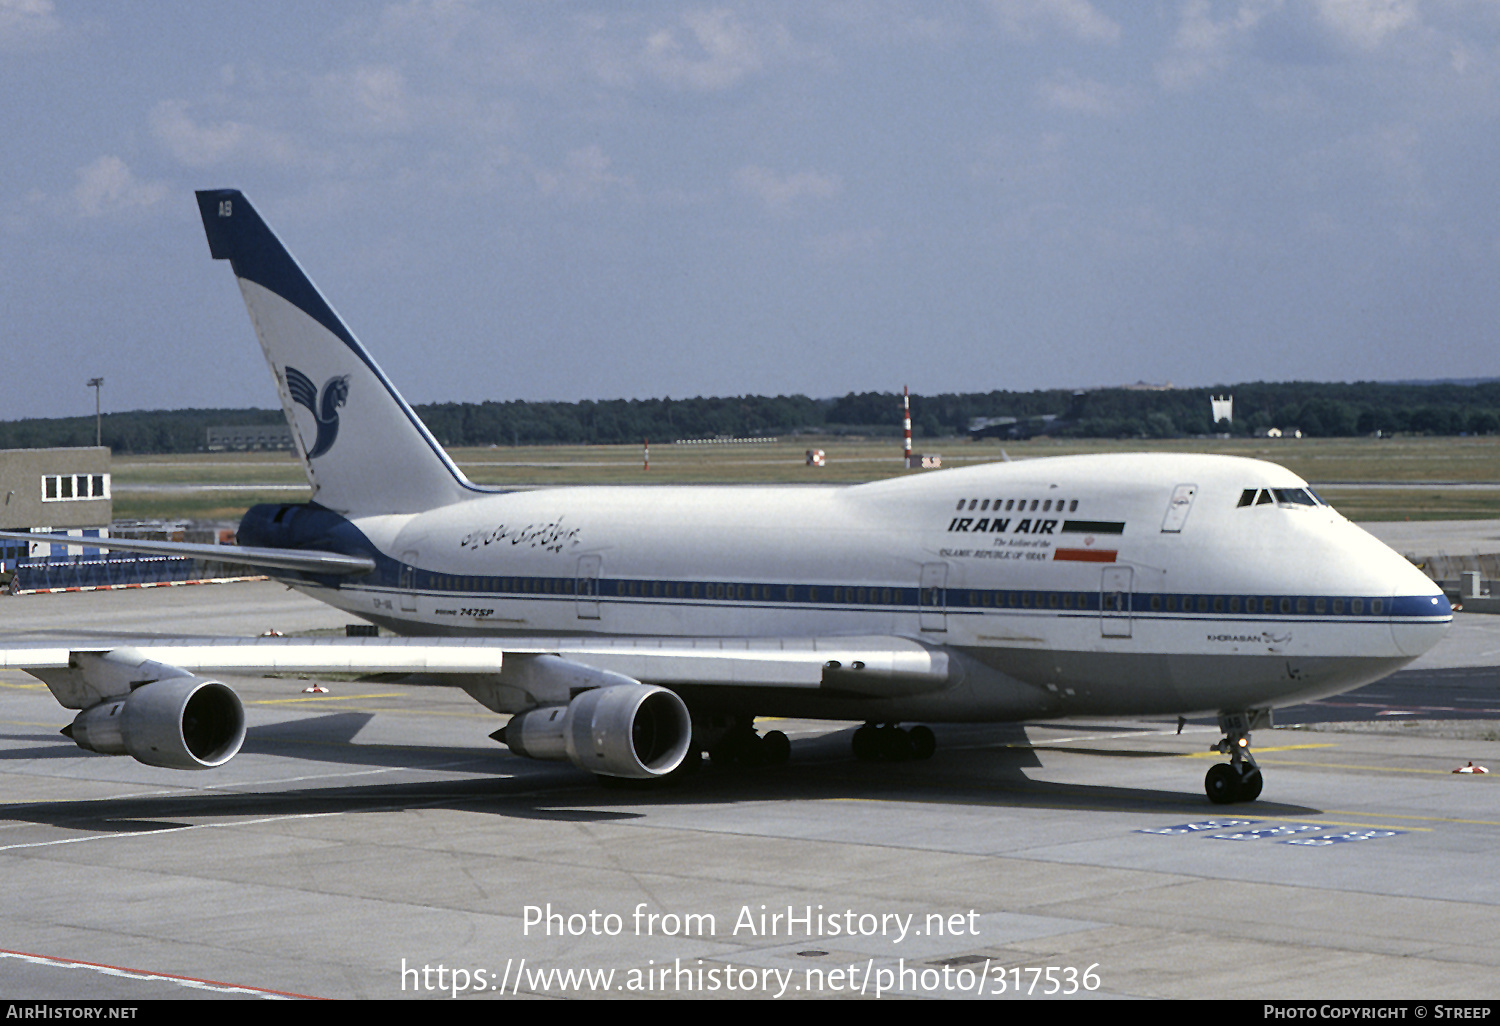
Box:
196;190;358;353
196;188;488;499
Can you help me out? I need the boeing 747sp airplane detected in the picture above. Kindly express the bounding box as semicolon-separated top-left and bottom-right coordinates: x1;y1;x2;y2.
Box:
0;190;1453;804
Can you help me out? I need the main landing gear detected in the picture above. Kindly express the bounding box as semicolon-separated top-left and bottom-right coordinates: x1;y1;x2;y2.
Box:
707;721;791;768
1205;710;1268;804
851;722;937;762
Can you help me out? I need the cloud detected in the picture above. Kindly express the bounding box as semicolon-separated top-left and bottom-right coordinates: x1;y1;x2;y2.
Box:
71;156;168;218
0;0;60;48
149;100;302;169
1312;0;1418;51
1155;0;1274;90
1036;70;1128;115
314;65;413;134
987;0;1121;44
808;227;883;262
642;8;778;90
733;165;841;213
534;145;629;202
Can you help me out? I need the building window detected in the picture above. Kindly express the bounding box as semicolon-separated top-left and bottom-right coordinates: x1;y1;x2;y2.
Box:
41;474;110;502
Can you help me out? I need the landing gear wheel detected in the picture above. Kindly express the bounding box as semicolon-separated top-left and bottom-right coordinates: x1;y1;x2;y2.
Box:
879;724;913;761
761;730;791;766
1236;766;1263;802
708;722;790;769
852;724;881;761
1205;763;1240;804
709;725;761;767
852;723;936;761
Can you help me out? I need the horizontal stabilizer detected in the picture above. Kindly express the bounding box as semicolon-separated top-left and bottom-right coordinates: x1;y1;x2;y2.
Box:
0;530;375;577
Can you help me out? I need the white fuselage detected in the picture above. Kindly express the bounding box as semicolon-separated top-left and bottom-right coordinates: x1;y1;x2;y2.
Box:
287;453;1450;722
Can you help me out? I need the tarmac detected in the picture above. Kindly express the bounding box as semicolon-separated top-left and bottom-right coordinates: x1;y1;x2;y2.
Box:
0;556;1497;1001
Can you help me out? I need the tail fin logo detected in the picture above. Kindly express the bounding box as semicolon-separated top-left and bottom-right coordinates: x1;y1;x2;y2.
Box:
284;366;350;459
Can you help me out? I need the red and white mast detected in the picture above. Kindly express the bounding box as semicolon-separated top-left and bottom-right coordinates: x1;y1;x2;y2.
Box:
902;385;913;467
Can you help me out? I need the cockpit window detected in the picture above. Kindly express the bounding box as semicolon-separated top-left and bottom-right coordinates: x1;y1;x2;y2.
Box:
1239;487;1321;508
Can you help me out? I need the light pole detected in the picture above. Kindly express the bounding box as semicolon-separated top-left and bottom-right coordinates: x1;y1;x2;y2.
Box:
87;377;103;446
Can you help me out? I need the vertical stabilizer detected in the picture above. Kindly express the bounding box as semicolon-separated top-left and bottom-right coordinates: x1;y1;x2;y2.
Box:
196;189;474;515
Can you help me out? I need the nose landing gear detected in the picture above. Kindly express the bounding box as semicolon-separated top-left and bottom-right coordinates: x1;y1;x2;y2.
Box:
1205;710;1269;804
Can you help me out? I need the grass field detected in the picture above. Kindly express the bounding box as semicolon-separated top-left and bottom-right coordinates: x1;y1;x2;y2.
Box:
108;435;1500;523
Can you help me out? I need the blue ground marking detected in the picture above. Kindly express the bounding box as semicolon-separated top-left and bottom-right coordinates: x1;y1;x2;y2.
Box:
1136;820;1258;834
1281;830;1404;845
1207;824;1324;841
1136;820;1406;845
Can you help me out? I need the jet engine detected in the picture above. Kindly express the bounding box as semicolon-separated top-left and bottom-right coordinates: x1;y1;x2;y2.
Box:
499;684;692;779
64;676;247;770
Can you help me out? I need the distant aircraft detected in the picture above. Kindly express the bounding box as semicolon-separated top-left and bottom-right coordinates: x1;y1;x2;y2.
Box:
0;191;1452;804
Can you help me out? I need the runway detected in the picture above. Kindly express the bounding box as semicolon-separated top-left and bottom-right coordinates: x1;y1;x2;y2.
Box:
1;582;1496;1000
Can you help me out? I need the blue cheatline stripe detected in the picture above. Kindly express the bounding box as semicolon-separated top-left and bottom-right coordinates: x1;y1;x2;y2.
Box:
349;566;1451;621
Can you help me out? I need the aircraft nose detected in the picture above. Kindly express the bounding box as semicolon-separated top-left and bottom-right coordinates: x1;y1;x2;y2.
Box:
1391;593;1452;657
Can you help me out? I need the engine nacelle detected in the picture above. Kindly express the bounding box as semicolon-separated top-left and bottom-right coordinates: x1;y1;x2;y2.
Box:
66;676;247;770
501;684;692;779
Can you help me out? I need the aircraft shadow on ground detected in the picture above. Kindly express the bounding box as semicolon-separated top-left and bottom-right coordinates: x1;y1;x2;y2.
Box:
0;718;1321;836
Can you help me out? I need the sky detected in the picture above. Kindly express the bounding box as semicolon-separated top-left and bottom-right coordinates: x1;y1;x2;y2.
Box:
3;1;1500;422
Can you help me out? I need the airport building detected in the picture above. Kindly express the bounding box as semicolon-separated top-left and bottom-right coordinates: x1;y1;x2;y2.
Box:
207;424;295;451
0;447;112;561
0;447;200;594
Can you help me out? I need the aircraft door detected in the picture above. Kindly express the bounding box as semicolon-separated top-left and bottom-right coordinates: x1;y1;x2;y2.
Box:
920;562;947;632
1161;484;1198;533
576;554;602;620
1101;566;1132;638
399;550;418;613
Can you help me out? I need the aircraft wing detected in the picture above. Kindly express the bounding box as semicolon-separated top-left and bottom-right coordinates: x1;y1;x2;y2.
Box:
0;530;376;576
0;634;954;711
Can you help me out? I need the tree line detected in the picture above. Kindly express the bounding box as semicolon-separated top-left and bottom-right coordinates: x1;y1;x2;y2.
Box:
3;381;1499;454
